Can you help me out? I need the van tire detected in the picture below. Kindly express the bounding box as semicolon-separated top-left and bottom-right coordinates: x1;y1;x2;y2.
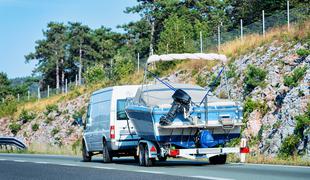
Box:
209;154;227;165
102;141;112;163
82;141;92;162
144;144;155;167
138;144;145;166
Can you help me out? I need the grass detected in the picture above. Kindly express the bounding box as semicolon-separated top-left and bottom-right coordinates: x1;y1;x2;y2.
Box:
220;21;310;60
0;142;82;156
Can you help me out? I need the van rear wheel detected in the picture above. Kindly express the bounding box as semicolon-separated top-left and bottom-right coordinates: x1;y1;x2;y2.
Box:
102;141;112;163
82;141;92;162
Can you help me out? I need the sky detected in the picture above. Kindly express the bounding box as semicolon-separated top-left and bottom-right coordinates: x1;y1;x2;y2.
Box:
0;0;140;78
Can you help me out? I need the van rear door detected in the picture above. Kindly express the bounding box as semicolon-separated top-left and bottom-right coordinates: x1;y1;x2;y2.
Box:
115;99;139;141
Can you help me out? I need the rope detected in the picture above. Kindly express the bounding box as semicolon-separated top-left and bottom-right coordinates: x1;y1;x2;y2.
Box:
199;65;225;106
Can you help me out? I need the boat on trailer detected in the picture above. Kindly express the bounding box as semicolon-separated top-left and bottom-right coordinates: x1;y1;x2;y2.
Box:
125;53;248;166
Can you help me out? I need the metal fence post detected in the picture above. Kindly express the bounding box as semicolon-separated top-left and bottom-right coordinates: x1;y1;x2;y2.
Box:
37;87;41;100
262;10;265;36
217;25;221;52
287;0;290;30
137;53;140;73
240;19;243;40
65;79;68;94
47;85;50;98
200;31;203;53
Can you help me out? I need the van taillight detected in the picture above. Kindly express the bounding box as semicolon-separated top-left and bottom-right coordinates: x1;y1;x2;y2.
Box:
110;125;115;139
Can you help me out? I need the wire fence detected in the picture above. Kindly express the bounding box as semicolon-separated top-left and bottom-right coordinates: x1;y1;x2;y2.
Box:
1;79;85;104
195;6;309;52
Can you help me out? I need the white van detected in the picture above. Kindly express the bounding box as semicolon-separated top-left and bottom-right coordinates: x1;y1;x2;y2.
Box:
82;85;140;162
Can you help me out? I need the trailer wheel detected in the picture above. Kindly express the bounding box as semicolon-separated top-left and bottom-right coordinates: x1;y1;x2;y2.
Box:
82;141;92;162
209;154;227;165
144;144;155;167
102;141;112;163
138;143;146;166
158;156;167;162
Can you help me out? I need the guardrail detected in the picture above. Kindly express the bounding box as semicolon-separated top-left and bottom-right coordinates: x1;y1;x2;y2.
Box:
0;137;27;150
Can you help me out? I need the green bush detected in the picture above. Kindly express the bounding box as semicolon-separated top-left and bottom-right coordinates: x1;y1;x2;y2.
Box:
209;74;221;90
83;65;106;84
279;134;299;158
9;123;21;135
294;104;310;139
196;73;207;87
44;104;58;116
284;66;307;87
19;109;36;124
31;123;39;131
72;107;86;120
51;127;60;136
296;49;310;57
244;65;267;94
44;116;54;124
226;63;237;79
0;97;17;118
243;98;269;119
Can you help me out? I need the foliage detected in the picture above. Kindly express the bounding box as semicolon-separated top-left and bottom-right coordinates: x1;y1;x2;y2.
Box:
296;49;310;57
51;127;60;136
72;107;86;120
112;52;135;81
0;72;11;100
294;104;310;139
196;73;207;87
44;104;58;116
32;123;39;131
243;98;269;119
226;63;237;79
283;66;307;87
157;14;195;54
279;134;299;158
19;109;36;124
209;74;221;90
244;65;267;94
0;97;17;118
83;65;106;84
9;123;22;135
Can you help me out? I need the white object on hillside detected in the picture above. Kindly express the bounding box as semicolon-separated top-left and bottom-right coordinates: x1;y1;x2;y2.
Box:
147;53;227;64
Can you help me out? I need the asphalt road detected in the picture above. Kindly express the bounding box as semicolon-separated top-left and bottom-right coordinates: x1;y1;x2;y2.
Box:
0;153;309;180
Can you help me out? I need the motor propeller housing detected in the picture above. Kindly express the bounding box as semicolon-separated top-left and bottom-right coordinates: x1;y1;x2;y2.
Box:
159;89;191;126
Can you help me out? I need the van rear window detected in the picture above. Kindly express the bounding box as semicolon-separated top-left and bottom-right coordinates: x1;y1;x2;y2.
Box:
117;99;128;120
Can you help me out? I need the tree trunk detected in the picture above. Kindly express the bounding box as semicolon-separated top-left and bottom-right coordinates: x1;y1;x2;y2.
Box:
61;58;65;93
55;51;60;92
79;45;82;85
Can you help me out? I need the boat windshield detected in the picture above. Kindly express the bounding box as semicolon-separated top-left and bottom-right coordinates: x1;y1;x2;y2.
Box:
135;83;219;107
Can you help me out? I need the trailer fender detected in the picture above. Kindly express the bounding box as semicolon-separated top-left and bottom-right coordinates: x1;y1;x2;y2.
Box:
138;140;157;158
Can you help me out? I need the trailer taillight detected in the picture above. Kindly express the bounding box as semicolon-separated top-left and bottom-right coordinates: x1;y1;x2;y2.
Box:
150;146;156;152
169;149;179;157
240;147;250;153
110;125;115;139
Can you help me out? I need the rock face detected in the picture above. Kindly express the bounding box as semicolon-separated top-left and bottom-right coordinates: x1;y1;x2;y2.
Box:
215;42;310;157
0;93;90;150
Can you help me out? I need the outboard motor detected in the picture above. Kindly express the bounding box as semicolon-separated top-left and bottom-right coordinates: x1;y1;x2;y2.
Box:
159;89;191;126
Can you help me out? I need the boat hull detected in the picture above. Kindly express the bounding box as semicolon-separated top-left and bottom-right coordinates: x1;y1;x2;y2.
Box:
126;104;242;148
